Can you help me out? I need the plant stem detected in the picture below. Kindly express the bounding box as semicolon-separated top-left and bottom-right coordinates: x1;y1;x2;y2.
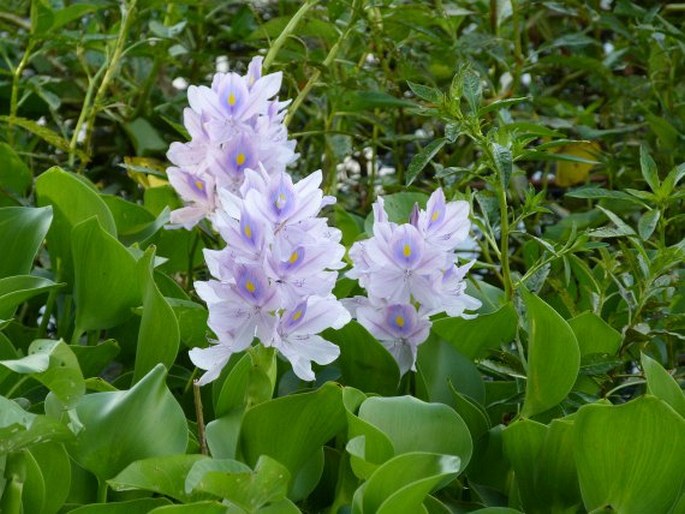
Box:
37;288;57;338
263;0;318;71
496;180;514;301
193;381;208;456
8;40;35;147
97;479;108;503
71;0;138;169
284;0;359;127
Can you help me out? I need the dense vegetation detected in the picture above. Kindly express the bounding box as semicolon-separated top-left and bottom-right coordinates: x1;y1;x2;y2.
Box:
0;1;683;513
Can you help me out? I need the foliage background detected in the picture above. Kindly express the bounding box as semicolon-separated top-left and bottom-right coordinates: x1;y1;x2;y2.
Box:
0;0;683;513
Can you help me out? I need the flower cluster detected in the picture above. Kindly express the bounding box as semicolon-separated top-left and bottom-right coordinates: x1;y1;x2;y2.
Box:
345;189;481;374
166;56;297;229
188;165;351;385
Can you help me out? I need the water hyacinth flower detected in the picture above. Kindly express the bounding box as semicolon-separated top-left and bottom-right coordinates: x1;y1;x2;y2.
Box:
167;56;297;229
346;188;481;374
190;166;348;385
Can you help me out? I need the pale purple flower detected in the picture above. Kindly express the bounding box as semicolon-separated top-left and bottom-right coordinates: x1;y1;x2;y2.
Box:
415;188;470;251
166;168;216;229
188;343;235;386
270;295;350;381
356;302;430;374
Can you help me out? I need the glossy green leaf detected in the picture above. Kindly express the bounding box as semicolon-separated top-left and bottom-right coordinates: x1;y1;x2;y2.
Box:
449;385;490;441
0;143;32;198
503;419;581;513
72;216;140;333
2;449;45;514
0;339;84;406
0;275;63;320
68;498;173;514
637;209;660;240
184;457;251;493
343;388;395;479
133;248;180;383
71;339;120;378
109;454;209;502
567;311;621;357
352;452;461;514
358;396;472;468
239;382;346;488
0;206;52;279
323;321;400;395
148;503;228;514
29;442;71;514
521;289;580;417
417;334;485;405
641;353;685;417
574;397;685;513
0;396;72;453
432;303;517;359
69;364;188;479
189;455;290;510
36;167;116;284
214;353;252;417
492;143;513;189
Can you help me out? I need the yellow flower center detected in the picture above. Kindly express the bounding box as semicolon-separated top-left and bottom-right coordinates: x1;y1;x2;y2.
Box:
395;315;405;328
275;193;287;208
289;251;299;264
245;280;256;293
431;209;440;222
243;224;252;239
292;310;303;321
236;152;246;166
403;244;412;258
228;93;236;106
194;180;204;191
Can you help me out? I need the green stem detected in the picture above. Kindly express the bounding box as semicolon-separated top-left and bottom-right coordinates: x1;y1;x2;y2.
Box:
263;0;318;71
37;288;57;338
8;40;35;146
193;381;208;455
497;183;514;301
284;0;359;127
74;0;138;168
97;479;108;503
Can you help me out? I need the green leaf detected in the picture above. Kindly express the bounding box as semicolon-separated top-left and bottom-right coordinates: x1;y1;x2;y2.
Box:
109;454;209;503
30;0;54;34
184;457;251;493
567;311;621;357
72;339;120;378
406;138;447;186
503;419;581;513
36;167;116;284
29;442;72;514
147;503;227;514
69;364;188;479
67;498;173;514
51;3;98;31
323;321;400;395
133;248;180;383
492;143;513;189
521;289;580;417
352;452;461;514
462;68;482;113
124;118;169;156
637;209;660;240
574;397;685;513
406;81;444;104
0;275;63;320
641;353;685;418
358;396;472;468
416;334;485;405
189;455;290;510
0;206;52;278
0;339;84;407
0;143;32;197
0;117;88;162
2;449;45;514
71;217;140;332
639;144;660;193
0;396;72;453
432;303;518;360
239;382;346;490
